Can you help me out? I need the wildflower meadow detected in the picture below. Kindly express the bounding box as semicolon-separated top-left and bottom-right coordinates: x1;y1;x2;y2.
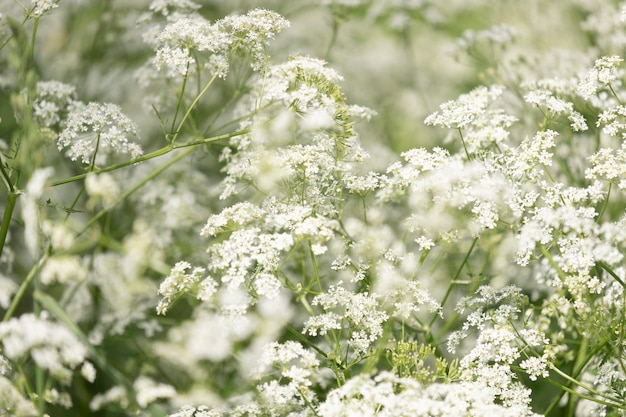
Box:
3;0;626;416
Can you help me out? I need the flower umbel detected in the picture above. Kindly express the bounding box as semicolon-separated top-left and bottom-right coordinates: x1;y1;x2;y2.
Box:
57;102;142;165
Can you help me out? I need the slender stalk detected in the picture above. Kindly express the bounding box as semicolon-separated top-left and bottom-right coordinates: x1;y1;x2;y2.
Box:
308;239;323;293
596;260;626;288
0;191;18;261
170;66;190;139
596;182;611;223
3;252;49;322
171;73;219;146
548;363;625;407
458;128;471;160
75;147;195;237
51;129;248;187
429;237;478;329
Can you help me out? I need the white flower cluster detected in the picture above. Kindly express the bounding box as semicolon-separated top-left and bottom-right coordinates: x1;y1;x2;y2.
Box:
219;55;372;207
221;9;291;71
450;286;550;406
513;182;622;303
90;376;175;411
303;284;389;356
523;89;588;132
252;341;320;414
502;129;559;182
380;147;515;242
587;139;626;190
456;24;518;52
0;376;38;417
425;85;505;130
157;261;217;315
0;313;90;385
424;84;518;157
141;7;289;82
385;279;442;322
57;102;142;165
577;55;624;99
317;372;540;417
32;80;77;129
159;198;341;314
30;0;59;17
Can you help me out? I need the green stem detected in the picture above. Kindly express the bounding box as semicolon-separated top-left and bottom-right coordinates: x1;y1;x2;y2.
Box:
170;73;219;146
308;240;323;293
458;128;471;161
0;191;18;261
298;387;320;417
596;261;626;289
0;155;14;192
75;147;196;237
29;17;39;69
285;324;328;359
565;337;589;416
539;244;567;281
428;237;478;329
170;66;190;139
3;252;49;322
596;182;611;223
542;343;602;415
608;83;624;106
548;363;625;408
35;290;142;410
51;129;248;187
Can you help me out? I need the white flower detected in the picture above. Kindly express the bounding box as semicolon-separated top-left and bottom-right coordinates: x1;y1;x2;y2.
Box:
32;80;77;128
81;362;96;383
39;256;87;285
303;284;389;355
520;356;549;381
148;0;201;17
424;85;504;129
256;341;320;376
596;104;626;138
157;261;215;314
21;167;54;256
317;372;540;417
0;376;38;417
577;55;624;99
134;376;176;408
220;9;290;71
0;313;88;384
253;272;282;299
200;202;264;237
30;0;59;17
85;172;121;207
145;8;288;81
523;89;588;131
58;102;142;165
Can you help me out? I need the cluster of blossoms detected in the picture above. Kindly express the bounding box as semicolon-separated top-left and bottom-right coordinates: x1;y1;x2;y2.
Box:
0;313;93;412
156;25;626;415
303;284;389;356
29;80;143;166
57;102;143;165
9;0;626;416
136;4;289;111
317;372;540;417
